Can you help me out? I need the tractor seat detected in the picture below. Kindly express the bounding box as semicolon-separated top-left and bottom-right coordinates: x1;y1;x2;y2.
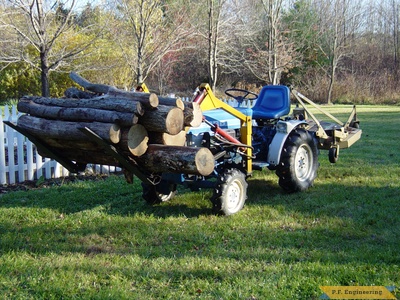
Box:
252;85;291;120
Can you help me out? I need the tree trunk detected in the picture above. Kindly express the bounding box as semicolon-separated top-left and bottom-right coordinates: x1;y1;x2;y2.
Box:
40;51;50;97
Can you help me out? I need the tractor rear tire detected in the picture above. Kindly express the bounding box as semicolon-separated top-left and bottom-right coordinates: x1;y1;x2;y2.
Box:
276;128;319;192
142;182;177;205
211;169;248;216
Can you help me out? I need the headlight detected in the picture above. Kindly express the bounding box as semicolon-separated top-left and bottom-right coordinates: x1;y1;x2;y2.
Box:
276;121;287;133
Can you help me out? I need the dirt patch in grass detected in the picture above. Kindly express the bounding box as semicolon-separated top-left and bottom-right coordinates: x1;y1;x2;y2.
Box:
0;174;110;194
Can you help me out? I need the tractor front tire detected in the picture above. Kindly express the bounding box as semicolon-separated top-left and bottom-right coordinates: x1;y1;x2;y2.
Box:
211;169;248;216
276;128;319;192
142;182;177;205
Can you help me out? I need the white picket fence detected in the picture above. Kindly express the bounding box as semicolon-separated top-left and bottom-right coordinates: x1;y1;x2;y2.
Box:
0;105;120;185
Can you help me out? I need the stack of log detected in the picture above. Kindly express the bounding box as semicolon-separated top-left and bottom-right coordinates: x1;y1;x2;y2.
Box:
16;72;215;177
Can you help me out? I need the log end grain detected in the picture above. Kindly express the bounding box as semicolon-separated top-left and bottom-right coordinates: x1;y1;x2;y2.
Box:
149;131;186;146
165;107;184;135
109;124;121;144
175;98;185;110
148;93;159;108
127;124;149;156
162;130;186;146
195;147;215;176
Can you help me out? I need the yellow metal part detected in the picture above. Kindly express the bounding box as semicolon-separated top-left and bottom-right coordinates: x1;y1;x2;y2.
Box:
136;82;150;93
199;83;253;174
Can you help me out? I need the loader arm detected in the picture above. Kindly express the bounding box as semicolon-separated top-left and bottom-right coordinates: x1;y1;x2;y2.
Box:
193;83;253;174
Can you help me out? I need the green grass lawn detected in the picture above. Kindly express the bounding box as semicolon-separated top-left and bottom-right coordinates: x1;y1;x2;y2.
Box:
0;105;399;299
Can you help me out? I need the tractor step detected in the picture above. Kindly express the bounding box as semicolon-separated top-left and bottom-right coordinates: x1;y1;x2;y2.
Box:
252;161;269;170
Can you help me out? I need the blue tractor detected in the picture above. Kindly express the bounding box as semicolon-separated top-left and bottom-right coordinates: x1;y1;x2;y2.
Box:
142;83;362;216
6;75;361;216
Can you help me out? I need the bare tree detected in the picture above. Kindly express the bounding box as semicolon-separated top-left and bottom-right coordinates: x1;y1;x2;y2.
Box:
313;0;363;103
377;0;400;71
0;0;103;96
205;0;243;90
114;0;195;87
242;0;297;85
207;0;223;90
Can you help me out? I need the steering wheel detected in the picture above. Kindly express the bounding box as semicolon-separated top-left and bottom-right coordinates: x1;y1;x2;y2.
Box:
225;88;258;104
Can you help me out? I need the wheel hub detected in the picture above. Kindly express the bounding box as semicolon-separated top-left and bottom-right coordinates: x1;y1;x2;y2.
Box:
295;145;312;181
226;180;242;210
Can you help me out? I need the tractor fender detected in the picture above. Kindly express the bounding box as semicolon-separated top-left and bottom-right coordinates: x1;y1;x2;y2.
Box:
267;120;307;167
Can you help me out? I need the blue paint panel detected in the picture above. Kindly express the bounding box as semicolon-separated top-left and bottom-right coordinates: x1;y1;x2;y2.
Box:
187;108;241;135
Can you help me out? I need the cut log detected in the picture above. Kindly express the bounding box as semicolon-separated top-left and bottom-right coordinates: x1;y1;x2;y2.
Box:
109;124;122;144
148;130;186;146
107;87;159;109
158;96;185;110
119;124;149;157
139;105;184;135
25;95;145;116
183;102;203;127
18;99;138;127
70;72;158;109
70;72;114;94
17;115;120;143
136;145;215;176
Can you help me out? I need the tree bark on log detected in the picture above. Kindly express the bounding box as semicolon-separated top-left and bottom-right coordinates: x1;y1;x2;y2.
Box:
157;96;185;110
17;115;120;143
148;130;186;146
107;87;159;109
139;105;184;135
64;87;97;99
136;145;215;176
21;96;145;116
18;99;138;127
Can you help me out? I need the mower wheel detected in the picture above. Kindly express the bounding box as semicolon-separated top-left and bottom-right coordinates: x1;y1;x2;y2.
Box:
329;147;339;163
211;169;248;216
